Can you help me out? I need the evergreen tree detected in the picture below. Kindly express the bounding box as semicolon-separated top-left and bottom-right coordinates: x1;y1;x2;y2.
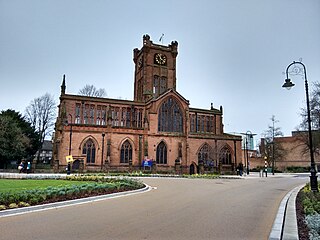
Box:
0;110;41;168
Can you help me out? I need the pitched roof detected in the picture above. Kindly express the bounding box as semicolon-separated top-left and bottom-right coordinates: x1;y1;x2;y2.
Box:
42;140;53;151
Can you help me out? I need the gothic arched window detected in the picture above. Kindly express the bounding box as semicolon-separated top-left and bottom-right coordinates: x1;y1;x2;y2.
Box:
220;146;232;165
153;75;167;97
198;143;214;169
82;139;96;164
156;141;167;164
158;97;183;133
120;140;132;164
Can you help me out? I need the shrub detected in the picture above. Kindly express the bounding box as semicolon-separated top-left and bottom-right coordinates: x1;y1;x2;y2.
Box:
18;202;30;207
305;214;320;239
0;205;7;210
301;184;320;215
29;197;40;205
286;166;310;173
8;203;18;209
7;193;20;205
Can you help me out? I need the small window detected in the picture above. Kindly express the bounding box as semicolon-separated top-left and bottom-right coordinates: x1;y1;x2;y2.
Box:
120;140;132;164
156;141;167;164
75;104;81;124
83;139;96;164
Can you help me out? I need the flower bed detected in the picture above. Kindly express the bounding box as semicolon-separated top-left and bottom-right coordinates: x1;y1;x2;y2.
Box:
0;176;144;211
297;183;320;239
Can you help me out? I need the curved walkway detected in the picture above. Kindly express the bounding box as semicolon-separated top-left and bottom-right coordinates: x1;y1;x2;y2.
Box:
240;172;305;240
269;185;304;240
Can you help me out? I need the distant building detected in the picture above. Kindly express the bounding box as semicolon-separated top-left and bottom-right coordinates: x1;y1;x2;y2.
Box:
53;35;242;174
250;131;320;171
35;140;53;164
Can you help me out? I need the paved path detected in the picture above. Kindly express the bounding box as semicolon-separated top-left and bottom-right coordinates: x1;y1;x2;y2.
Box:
0;173;307;240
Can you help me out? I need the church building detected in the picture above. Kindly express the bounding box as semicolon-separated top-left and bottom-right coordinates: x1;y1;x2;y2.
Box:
53;35;242;174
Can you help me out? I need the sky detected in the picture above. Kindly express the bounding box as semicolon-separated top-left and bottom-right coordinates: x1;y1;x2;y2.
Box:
1;0;320;145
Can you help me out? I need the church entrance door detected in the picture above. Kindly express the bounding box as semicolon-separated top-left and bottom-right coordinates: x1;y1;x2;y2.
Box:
189;163;197;175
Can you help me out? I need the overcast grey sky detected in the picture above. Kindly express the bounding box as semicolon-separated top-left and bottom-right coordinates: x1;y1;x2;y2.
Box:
1;0;320;142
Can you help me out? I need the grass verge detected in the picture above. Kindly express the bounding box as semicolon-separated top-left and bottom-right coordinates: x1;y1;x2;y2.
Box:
0;179;85;193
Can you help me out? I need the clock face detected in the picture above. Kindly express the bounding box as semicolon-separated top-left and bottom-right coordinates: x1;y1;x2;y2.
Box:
155;53;167;65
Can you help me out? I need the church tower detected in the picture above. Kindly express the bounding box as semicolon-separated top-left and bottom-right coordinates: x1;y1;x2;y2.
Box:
133;34;178;102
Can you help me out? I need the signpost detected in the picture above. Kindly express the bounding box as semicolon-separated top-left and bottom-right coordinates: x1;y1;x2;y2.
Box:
66;155;74;163
65;155;74;175
142;160;153;170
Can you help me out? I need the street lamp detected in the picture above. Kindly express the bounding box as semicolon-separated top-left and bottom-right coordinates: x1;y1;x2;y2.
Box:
101;133;105;170
241;131;256;175
67;114;73;175
282;61;318;192
68;114;73;156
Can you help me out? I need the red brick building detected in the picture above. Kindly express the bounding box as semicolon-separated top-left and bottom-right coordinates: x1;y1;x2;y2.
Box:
53;35;242;174
249;132;320;171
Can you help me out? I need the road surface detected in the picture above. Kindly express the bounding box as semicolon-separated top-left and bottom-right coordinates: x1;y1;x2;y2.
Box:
0;175;307;240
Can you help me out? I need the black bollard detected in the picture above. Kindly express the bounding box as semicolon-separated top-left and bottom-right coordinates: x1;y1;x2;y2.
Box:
67;163;71;175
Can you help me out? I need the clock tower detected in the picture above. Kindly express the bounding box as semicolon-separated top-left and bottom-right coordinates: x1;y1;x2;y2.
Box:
133;34;178;102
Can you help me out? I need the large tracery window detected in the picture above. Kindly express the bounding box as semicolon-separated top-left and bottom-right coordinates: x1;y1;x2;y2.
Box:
120;140;132;164
198;143;214;170
82;139;96;164
220;146;232;165
158;97;183;133
156;141;167;164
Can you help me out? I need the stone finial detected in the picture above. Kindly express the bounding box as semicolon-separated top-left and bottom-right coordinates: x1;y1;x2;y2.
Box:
143;34;151;45
133;48;139;63
170;40;178;57
61;74;66;95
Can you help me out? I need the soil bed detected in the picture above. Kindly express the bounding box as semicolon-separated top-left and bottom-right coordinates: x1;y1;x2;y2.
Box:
296;190;310;240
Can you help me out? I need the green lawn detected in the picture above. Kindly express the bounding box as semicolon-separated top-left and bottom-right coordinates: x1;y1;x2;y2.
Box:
0;179;85;193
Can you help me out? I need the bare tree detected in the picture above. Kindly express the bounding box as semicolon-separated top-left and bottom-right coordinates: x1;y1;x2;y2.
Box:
78;85;106;97
25;93;56;161
299;81;320;156
262;115;285;173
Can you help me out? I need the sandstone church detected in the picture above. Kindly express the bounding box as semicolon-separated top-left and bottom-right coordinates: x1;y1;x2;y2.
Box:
53;35;242;174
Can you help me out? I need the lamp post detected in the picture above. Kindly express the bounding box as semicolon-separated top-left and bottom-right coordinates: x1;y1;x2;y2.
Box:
67;114;73;175
282;61;318;192
241;131;256;175
101;133;105;170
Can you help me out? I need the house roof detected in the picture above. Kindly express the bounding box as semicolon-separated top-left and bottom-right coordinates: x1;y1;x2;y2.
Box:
42;140;53;151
